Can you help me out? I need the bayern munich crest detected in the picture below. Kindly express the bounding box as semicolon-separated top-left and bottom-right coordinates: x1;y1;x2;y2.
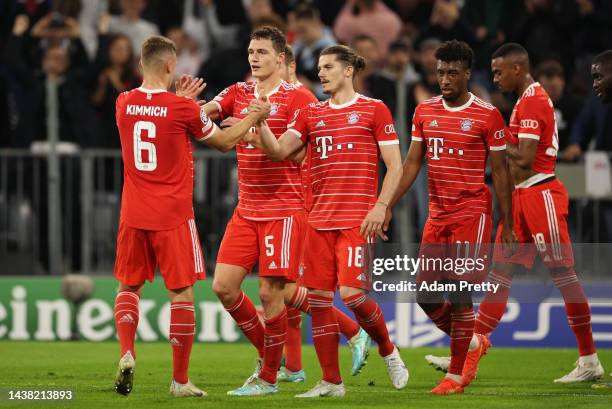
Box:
347;112;359;124
460;119;473;131
270;103;279;116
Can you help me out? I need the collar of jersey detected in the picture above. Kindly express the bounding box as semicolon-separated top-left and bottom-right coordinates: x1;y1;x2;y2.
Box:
519;81;540;100
137;87;168;94
328;93;360;109
254;80;283;99
442;92;474;112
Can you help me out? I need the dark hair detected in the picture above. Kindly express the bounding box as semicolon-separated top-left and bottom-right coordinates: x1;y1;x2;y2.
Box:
320;45;366;73
492;42;529;60
593;50;612;68
140;35;176;67
535;60;564;79
284;45;295;65
351;34;377;48
293;3;321;21
250;26;287;54
434;40;474;70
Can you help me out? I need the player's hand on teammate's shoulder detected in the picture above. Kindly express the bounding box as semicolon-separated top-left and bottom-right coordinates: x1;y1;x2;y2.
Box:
361;202;389;242
175;74;206;100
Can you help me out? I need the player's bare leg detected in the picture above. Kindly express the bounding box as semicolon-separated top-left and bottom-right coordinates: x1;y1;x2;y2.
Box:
340;286;408;390
114;282;144;396
228;276;286;396
213;263;265;382
166;285;206;397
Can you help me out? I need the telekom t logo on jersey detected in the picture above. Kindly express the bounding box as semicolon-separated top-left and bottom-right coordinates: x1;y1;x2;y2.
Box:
428;137;464;160
316;136;333;159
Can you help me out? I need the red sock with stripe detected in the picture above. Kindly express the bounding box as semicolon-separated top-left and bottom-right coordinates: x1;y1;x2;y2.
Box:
343;293;394;357
289;286;360;340
170;302;195;384
114;291;139;358
259;308;288;384
474;269;512;335
225;291;265;357
309;293;342;384
284;307;303;372
428;301;452;335
553;270;596;356
449;308;475;376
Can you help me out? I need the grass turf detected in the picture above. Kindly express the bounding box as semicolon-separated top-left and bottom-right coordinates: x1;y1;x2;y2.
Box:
0;342;610;409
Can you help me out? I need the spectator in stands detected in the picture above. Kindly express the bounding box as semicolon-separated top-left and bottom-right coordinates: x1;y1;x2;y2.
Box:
562;90;612;161
535;59;582;152
368;39;421;118
78;0;109;60
5;14;96;147
414;0;476;50
90;15;138;148
333;0;402;56
351;34;381;95
166;26;204;79
412;37;441;106
291;3;336;100
108;0;159;55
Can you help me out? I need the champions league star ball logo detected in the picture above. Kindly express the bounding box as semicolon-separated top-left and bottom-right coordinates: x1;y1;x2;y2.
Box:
347;112;359;124
460;119;473;131
270;103;279;116
200;109;209;126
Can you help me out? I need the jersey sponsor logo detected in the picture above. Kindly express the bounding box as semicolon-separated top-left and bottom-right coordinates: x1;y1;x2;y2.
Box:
428;137;444;160
126;104;168;117
347;112;359;124
460;119;473;131
429;120;439;127
270;103;278;116
316;120;326;128
384;124;396;134
494;129;505;139
520;119;539;129
315;136;334;159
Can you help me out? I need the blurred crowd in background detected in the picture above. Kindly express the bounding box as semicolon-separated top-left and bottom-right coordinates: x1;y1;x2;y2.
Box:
1;0;612;274
1;0;611;154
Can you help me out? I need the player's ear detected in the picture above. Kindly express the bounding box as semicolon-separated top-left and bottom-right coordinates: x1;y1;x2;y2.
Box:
465;68;472;81
345;64;354;79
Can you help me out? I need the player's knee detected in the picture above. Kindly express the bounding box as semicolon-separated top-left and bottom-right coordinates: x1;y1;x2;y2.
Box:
212;277;239;304
259;278;284;306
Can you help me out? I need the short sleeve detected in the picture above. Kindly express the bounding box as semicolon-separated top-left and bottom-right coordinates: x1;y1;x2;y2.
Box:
287;106;310;143
373;102;399;146
185;99;218;141
516;97;546;141
485;108;507;151
212;84;236;118
411;105;424;142
287;88;317;121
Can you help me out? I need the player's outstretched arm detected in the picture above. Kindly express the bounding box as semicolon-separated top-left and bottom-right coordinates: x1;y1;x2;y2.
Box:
253;122;304;161
490;150;517;253
361;144;403;241
204;107;270;152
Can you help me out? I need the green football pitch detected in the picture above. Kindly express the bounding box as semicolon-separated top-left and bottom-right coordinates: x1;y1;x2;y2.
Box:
0;342;610;409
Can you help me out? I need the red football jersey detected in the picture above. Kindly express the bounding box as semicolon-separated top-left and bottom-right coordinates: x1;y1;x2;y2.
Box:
411;93;507;224
288;94;399;230
509;82;558;175
294;83;317;212
212;80;317;220
116;87;216;230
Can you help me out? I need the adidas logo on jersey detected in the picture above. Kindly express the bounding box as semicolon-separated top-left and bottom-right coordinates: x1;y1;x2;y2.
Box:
170;337;183;347
118;313;135;325
429;120;438;127
268;261;277;270
316;120;326;128
240;107;248;115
